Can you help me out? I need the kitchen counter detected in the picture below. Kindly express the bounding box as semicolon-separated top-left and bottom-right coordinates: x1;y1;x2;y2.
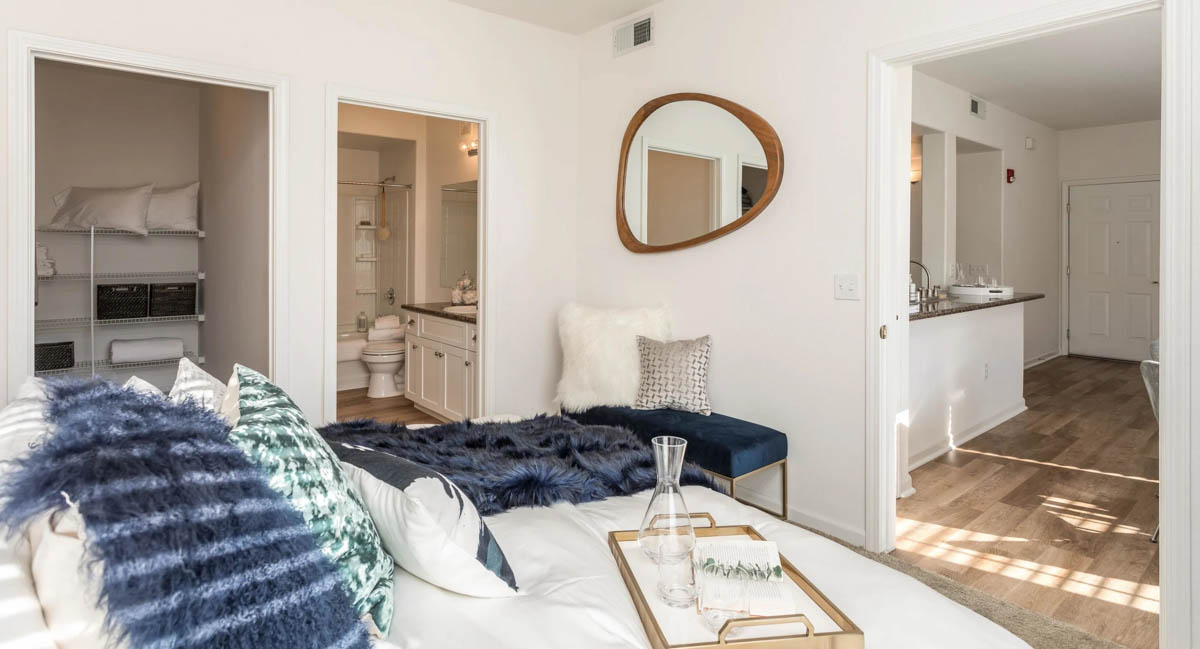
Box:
401;302;477;324
910;292;1045;321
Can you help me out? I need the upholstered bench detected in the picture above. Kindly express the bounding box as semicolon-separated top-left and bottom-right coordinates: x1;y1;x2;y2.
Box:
568;406;788;518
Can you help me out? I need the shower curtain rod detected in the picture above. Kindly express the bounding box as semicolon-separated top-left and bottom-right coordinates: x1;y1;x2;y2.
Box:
338;180;413;189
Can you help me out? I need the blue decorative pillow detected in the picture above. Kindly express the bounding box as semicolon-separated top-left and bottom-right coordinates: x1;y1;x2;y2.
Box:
329;440;519;598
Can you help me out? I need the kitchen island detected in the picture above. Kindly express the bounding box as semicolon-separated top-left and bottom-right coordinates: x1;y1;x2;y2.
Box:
902;292;1046;496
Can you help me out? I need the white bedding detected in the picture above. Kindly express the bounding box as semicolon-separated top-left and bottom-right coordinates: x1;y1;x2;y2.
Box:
385;486;1031;649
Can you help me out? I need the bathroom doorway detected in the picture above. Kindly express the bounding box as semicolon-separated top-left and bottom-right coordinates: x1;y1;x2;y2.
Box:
328;99;485;425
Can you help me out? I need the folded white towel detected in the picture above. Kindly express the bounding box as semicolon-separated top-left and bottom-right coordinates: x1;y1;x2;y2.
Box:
374;315;402;330
110;337;184;364
367;327;404;342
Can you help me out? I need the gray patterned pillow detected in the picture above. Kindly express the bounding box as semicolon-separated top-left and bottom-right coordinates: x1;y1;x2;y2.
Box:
634;335;712;415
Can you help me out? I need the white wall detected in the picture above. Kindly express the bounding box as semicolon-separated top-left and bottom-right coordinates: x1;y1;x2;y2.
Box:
576;0;1079;542
908;304;1026;468
1;0;581;420
1059;119;1161;180
199;85;271;381
913;71;1061;363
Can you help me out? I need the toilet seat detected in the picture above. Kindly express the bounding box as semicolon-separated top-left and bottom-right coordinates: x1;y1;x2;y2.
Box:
362;342;406;357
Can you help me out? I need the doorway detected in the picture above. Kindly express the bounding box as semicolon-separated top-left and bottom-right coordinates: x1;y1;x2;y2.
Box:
865;1;1195;647
323;89;491;426
6;32;289;402
1067;180;1161;361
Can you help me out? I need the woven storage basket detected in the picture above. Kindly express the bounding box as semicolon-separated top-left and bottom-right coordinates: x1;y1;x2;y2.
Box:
34;341;74;372
149;282;197;317
97;284;149;320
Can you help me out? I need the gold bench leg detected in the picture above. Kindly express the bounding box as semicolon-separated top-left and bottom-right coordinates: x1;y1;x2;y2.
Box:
706;459;789;520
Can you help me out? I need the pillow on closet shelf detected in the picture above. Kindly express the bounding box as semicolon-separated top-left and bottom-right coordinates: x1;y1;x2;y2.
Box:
147;182;199;231
49;184;154;235
331;444;519;598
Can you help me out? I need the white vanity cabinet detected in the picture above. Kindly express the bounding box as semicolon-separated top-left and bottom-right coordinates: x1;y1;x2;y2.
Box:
404;311;479;421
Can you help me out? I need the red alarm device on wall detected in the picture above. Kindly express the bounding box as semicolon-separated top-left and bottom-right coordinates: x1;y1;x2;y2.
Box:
1006;168;1015;184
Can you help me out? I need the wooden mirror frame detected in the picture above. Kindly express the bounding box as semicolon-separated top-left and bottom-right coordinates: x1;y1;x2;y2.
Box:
616;93;784;253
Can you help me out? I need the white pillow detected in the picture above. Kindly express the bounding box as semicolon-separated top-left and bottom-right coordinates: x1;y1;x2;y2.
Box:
168;357;227;413
49;184;154;234
0;378;52;463
123;375;164;397
147;182;199;231
28;507;124;649
555;303;670;411
331;444;519;598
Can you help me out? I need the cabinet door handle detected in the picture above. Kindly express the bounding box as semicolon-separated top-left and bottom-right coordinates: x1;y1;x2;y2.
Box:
412;344;417;350
465;360;471;367
408;318;416;325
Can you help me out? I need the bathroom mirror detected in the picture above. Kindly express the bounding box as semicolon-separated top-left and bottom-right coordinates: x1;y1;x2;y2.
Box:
616;93;783;253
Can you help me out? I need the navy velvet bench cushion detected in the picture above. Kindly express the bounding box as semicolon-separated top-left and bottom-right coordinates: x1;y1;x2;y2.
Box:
567;406;788;517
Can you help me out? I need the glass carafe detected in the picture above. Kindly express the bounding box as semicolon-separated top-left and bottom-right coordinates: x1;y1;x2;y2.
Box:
638;436;697;564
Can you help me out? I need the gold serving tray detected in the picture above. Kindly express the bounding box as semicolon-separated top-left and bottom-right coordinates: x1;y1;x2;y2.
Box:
608;513;864;649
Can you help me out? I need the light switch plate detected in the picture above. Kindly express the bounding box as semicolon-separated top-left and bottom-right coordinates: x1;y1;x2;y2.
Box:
835;273;860;300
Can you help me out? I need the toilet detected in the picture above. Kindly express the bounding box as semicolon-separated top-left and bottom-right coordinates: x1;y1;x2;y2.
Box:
361;341;406;398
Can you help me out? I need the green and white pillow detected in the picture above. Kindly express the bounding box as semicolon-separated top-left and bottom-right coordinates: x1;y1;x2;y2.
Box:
227;365;394;633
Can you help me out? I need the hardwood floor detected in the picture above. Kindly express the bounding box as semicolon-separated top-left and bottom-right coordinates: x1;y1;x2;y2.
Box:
335;388;441;425
894;356;1159;649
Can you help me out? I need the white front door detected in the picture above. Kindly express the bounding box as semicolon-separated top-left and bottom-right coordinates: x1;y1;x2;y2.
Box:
1068;181;1160;361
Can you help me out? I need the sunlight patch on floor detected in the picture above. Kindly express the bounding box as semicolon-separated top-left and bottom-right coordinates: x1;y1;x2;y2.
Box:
897;517;1160;614
952;448;1159;483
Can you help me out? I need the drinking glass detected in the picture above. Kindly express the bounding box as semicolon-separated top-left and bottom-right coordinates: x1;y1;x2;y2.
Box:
699;573;749;634
657;553;697;608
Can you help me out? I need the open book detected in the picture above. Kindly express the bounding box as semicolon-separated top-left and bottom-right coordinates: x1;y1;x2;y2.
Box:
695;540;796;616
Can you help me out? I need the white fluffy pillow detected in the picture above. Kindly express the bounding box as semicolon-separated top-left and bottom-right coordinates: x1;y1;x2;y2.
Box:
555;303;670;411
331;444;519;598
147;182;199;231
49;184;154;234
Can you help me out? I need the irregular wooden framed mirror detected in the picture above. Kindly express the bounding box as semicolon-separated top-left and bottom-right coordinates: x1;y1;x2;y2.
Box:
616;93;784;253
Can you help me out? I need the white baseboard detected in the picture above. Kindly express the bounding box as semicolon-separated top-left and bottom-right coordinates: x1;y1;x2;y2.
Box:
908;400;1027;470
1024;352;1060;369
734;482;867;548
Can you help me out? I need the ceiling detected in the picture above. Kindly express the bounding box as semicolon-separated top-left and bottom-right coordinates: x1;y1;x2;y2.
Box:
915;11;1161;130
447;0;657;34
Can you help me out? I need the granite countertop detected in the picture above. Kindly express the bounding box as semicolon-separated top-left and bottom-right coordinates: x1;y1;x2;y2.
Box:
401;302;477;324
910;292;1045;321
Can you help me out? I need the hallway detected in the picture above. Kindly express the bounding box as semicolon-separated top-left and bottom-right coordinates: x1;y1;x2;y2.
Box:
894;356;1159;649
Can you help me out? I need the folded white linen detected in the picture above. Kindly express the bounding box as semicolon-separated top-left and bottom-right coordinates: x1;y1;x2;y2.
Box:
375;315;402;330
109;338;184;364
367;327;404;342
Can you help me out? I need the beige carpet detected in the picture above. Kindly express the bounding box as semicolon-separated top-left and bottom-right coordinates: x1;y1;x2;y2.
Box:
793;523;1128;649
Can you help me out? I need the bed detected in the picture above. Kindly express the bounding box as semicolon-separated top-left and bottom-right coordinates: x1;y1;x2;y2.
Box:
0;408;1030;649
381;484;1030;649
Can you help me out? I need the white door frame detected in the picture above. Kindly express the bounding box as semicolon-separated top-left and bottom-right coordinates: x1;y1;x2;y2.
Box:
865;2;1196;647
5;31;290;402
323;86;495;424
1060;174;1161;357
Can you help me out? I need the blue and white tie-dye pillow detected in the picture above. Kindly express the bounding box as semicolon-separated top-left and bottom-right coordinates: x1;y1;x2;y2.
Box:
329;441;519;598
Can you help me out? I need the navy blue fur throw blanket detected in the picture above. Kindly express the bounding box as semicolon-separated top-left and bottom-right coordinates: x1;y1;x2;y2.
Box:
0;379;370;649
319;415;716;516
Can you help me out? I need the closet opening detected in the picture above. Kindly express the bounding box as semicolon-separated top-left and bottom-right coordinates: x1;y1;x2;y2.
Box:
333;103;482;425
31;59;271;391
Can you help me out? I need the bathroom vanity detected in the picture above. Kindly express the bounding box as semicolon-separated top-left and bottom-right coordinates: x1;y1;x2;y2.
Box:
902;292;1045;495
402;303;478;421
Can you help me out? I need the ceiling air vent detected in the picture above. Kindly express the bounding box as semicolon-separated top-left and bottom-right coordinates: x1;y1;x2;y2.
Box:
969;96;987;119
614;14;653;57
